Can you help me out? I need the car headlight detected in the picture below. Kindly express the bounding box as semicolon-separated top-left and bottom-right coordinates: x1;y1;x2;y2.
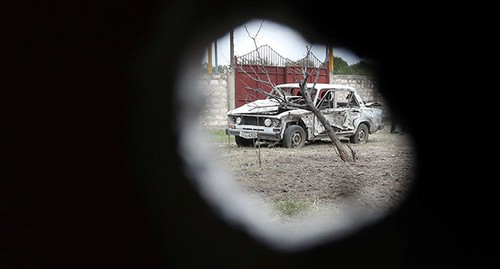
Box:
264;118;272;127
235;117;242;125
272;119;281;127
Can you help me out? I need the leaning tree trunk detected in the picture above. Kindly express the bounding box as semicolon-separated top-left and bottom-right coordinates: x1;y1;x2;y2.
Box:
305;102;354;162
238;29;355;163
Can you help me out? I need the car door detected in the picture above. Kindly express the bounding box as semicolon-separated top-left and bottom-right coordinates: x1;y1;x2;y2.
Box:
313;89;358;136
312;90;335;136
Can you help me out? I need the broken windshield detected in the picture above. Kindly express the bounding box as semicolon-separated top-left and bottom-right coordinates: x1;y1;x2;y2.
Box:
269;86;318;102
268;87;293;100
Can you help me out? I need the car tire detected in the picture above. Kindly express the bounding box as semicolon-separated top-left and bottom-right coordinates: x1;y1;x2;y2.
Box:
235;136;255;147
283;125;306;148
350;123;369;144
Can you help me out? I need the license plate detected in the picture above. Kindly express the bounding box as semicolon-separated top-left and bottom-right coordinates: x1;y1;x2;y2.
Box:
239;131;257;139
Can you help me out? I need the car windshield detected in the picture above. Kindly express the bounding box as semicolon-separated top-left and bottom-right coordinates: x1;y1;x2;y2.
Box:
268;86;317;101
268;87;293;99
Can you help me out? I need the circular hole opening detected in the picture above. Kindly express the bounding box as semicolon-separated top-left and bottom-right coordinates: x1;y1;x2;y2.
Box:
175;19;417;252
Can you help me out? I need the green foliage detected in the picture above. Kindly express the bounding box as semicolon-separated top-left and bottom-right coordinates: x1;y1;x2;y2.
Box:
332;56;352;74
328;57;378;75
274;199;311;216
350;60;378;75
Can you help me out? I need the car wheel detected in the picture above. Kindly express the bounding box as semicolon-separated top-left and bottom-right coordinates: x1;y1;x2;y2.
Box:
235;136;255;147
350;123;369;144
283;125;306;148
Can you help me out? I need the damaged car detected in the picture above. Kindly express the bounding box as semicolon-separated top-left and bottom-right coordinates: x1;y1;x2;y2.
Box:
225;83;384;148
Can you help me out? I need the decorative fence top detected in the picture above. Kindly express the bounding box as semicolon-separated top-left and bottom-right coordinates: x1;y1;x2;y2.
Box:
236;44;325;68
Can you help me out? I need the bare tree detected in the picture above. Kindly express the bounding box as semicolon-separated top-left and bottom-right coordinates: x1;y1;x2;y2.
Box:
296;47;354;162
238;21;355;163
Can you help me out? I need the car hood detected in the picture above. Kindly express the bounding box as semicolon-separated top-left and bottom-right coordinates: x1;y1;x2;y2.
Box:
229;99;281;114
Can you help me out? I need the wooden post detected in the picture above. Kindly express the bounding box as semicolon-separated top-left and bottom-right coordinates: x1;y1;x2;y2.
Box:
328;46;334;71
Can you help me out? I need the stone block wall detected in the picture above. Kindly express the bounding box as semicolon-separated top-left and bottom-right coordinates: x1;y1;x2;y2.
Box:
330;74;382;103
330;74;388;119
198;73;229;130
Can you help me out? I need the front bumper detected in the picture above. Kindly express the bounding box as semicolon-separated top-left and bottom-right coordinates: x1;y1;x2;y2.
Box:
225;125;282;141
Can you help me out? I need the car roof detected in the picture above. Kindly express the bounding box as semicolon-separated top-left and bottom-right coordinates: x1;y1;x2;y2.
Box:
275;83;355;90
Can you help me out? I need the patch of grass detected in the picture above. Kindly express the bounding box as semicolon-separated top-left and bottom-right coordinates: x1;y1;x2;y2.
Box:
207;129;233;144
274;199;312;216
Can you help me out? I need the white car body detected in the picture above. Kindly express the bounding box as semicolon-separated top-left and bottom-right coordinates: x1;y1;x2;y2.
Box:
225;83;384;147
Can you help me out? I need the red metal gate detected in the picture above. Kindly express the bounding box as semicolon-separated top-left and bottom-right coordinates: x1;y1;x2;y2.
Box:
234;45;329;108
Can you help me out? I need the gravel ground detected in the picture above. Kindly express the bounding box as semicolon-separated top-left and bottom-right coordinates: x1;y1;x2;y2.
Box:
209;126;417;226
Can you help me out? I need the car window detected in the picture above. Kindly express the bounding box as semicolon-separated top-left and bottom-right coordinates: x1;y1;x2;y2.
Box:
317;90;335;109
294;87;316;103
333;90;358;108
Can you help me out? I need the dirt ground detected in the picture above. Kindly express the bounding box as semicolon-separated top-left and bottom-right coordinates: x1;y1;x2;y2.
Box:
210;126;417;225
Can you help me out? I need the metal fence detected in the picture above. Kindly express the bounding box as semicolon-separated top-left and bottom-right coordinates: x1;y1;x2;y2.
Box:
236;44;325;68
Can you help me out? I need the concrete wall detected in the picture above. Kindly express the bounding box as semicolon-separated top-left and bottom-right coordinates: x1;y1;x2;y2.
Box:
330;74;382;104
199;72;386;130
198;73;230;130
